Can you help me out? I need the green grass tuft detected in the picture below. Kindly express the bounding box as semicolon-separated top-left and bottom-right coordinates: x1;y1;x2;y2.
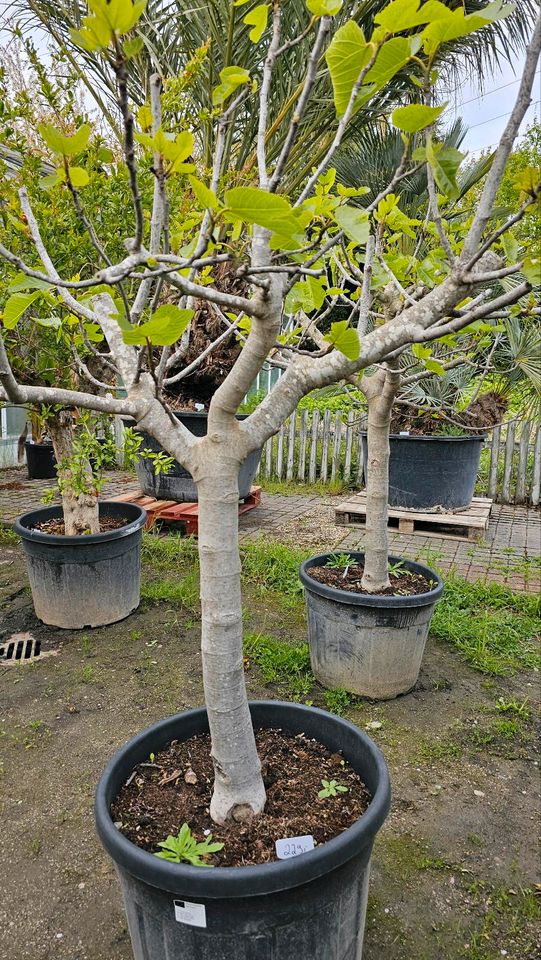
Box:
0;524;19;545
244;632;313;699
141;571;199;609
240;538;310;602
431;575;540;675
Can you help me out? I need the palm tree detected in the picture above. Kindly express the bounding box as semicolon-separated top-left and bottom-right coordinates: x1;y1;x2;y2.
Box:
5;0;538;190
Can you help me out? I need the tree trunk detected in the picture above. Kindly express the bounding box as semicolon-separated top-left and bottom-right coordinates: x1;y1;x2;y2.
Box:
196;453;266;824
48;412;100;536
361;363;401;593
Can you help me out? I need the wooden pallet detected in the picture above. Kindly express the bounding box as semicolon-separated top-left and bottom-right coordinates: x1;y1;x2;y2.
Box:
335;493;493;541
109;486;262;535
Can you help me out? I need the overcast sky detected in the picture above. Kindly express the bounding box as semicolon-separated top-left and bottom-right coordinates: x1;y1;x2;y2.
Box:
443;53;540;154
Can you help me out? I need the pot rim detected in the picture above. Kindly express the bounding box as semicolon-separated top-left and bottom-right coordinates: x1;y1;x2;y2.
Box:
14;501;147;546
360;431;487;442
299;552;444;608
95;701;391;898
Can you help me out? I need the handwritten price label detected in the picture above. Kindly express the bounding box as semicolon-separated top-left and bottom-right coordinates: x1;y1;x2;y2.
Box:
275;835;315;860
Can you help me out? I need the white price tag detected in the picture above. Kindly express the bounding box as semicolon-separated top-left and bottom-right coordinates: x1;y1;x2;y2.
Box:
275;835;315;860
174;899;207;928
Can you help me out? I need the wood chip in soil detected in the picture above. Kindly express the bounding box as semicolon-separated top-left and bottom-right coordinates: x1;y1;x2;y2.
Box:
31;516;129;535
308;562;435;596
112;728;371;867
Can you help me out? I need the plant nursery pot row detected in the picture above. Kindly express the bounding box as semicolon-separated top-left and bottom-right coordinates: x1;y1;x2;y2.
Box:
128;411;262;502
95;700;391;960
15;502;147;629
360;432;485;510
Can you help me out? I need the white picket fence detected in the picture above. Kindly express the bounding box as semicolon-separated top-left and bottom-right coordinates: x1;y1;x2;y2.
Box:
256;409;541;506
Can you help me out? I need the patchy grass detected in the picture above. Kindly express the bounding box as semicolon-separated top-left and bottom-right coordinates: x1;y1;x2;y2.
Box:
244;632;312;699
0;523;18;545
323;687;360;717
141;573;199;609
240;537;310;603
260;478;348;497
431;576;540;675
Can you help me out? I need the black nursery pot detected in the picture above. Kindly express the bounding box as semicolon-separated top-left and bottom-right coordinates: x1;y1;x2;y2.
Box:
130;411;262;502
95;701;391;960
300;553;444;700
25;440;57;480
15;502;146;629
360;432;486;510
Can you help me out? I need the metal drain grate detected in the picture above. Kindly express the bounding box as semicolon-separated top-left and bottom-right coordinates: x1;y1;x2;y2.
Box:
0;633;43;664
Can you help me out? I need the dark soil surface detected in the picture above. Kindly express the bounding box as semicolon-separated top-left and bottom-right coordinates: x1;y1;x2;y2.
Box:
308;562;435;596
113;728;370;866
31;515;129;535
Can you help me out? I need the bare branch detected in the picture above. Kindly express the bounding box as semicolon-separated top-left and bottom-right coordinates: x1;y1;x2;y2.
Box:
258;3;282;188
19;187;97;324
132;73;165;325
460;15;541;262
358;235;375;336
296;43;381;205
164;320;240;387
270;16;331;192
113;48;144;250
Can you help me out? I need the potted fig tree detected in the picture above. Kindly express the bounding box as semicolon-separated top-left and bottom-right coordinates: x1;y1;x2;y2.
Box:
0;0;538;956
15;408;147;628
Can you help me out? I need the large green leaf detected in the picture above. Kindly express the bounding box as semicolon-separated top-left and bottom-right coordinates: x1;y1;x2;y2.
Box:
243;4;269;43
425;138;464;199
325;20;374;117
324;320;360;360
364;36;421;90
422;1;514;58
306;0;343;15
212;65;251;106
287;276;328;313
1;291;44;329
7;273;51;293
38;122;91;157
391;103;445;133
375;0;449;33
225;186;302;238
122;305;193;345
333;205;370;245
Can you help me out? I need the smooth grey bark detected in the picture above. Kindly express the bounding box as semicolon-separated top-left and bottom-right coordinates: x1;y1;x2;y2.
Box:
361;363;401;593
194;444;266;822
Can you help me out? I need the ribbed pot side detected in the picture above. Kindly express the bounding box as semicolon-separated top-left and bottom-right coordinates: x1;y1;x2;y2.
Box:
300;554;444;700
15;502;146;629
95;701;391;960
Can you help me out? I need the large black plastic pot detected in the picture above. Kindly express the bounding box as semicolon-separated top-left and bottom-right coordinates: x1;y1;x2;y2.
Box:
360;433;485;510
95;701;390;960
300;553;444;700
15;502;146;629
130;411;261;502
25;440;57;480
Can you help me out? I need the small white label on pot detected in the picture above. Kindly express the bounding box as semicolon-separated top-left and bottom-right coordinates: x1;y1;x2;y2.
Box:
174;900;207;928
275;835;315;860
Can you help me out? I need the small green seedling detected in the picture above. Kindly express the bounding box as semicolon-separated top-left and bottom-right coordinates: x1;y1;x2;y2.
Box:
154;823;224;866
495;696;530;719
388;560;411;577
149;752;155;763
326;553;354;570
318;778;348;799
